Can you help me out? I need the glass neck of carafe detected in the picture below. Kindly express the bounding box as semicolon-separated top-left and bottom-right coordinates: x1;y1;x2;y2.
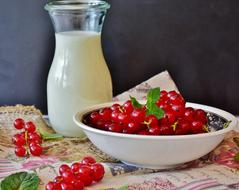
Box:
45;0;110;33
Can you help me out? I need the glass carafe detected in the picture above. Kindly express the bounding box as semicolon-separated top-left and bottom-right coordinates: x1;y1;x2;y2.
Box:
45;0;112;138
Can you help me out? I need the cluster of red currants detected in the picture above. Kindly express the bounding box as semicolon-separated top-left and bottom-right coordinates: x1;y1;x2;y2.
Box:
87;90;208;135
156;90;208;135
12;118;43;157
45;156;105;190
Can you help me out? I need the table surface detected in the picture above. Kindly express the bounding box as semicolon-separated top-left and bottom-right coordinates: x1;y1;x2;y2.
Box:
8;117;239;189
1;72;239;189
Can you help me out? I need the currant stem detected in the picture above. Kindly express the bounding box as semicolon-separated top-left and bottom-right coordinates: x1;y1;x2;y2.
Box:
24;131;31;157
119;107;124;113
203;125;210;133
172;121;178;131
143;120;151;128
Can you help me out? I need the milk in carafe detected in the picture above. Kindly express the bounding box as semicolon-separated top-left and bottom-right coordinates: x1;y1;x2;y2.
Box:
47;31;112;137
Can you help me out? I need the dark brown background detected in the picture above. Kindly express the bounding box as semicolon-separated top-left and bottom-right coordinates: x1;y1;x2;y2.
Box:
0;0;239;114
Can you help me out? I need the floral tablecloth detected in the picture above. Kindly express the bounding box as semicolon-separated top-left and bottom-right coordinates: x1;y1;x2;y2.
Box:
1;71;239;190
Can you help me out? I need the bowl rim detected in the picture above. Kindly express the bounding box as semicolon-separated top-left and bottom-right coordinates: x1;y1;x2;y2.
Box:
73;101;238;140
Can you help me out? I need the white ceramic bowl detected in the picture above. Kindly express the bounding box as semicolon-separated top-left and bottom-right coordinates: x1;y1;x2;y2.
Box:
74;102;237;169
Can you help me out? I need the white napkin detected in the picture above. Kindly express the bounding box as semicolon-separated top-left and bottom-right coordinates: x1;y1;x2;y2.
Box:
113;70;179;101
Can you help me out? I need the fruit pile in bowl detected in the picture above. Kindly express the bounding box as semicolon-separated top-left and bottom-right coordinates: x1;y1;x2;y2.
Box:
74;88;237;169
85;89;208;135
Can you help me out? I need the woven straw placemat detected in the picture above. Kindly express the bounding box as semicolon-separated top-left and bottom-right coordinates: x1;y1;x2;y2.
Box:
0;105;116;163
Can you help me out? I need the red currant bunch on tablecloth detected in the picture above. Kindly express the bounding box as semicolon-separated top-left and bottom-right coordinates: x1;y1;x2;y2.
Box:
45;156;105;190
86;88;209;135
12;118;43;157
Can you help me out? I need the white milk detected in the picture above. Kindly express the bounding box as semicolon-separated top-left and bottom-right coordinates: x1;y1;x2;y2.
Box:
47;31;112;138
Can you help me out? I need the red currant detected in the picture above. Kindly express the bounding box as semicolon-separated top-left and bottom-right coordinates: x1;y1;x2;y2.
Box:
160;90;168;99
94;120;105;130
159;124;174;135
103;121;113;131
99;107;112;121
123;122;141;134
184;107;195;122
14;118;25;130
72;179;84;190
53;176;63;183
123;100;134;114
160;102;172;112
45;181;55;190
192;120;204;133
167;90;178;98
29;142;42;156
60;182;74;190
158;117;168;125
82;156;96;165
131;109;145;123
163;111;176;124
108;123;123;133
91;163;105;181
59;164;71;175
15;146;27;157
175;120;191;135
137;129;150;135
149;126;160;135
89;112;100;124
77;165;94;186
25;121;36;133
171;96;185;106
117;112;130;125
12;133;26;146
28;132;42;144
195;109;207;124
156;99;164;107
171;104;185;118
144;115;158;127
71;162;84;174
110;104;121;111
61;170;75;183
54;183;61;190
111;110;120;122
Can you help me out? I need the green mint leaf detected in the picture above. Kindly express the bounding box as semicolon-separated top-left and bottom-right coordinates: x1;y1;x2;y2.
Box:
146;103;164;119
234;152;239;162
146;87;164;119
147;87;161;104
130;96;143;109
0;172;39;190
38;128;63;140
